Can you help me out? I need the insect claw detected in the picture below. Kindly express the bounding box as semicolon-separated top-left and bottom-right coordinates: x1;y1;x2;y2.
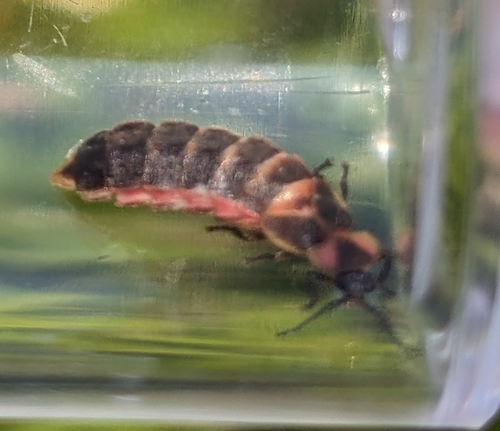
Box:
241;257;253;267
276;328;293;337
300;300;317;311
277;296;349;337
274;250;292;261
359;299;405;348
312;158;334;177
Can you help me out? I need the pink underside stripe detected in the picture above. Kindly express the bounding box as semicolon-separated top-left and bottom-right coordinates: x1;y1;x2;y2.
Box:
81;186;261;229
115;188;152;205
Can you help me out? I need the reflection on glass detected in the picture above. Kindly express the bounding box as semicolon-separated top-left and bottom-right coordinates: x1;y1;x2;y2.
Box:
0;0;496;429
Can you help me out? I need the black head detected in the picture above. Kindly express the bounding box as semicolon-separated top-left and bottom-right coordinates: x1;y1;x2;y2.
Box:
335;270;377;299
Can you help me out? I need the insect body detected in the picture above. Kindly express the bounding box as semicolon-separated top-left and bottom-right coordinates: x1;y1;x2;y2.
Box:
51;120;396;341
51;120;383;274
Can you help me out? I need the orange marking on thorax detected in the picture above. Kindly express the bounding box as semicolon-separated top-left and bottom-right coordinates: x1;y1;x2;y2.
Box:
264;178;315;213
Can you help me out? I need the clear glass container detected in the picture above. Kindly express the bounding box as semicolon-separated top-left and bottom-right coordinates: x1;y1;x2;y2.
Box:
0;0;497;429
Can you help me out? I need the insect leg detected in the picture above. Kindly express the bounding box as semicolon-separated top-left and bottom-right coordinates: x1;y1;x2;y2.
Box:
361;269;421;357
358;299;402;346
360;299;421;358
205;225;264;241
242;250;293;265
312;158;334;176
302;270;336;310
377;252;397;298
277;296;349;337
377;252;392;282
340;162;349;201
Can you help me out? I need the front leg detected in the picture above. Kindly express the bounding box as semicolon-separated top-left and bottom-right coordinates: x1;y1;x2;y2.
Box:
277;296;349;337
313;158;334;177
302;270;336;310
340;162;349;201
377;252;396;298
205;224;264;241
242;250;293;266
359;299;420;358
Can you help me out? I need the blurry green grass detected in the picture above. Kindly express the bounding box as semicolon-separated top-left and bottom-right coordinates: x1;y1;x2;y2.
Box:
0;192;418;385
2;0;380;63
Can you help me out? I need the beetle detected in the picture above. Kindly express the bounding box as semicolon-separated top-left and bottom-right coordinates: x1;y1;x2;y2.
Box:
50;119;398;342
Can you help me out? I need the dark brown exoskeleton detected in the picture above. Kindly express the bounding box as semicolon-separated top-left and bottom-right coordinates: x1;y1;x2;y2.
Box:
51;120;398;342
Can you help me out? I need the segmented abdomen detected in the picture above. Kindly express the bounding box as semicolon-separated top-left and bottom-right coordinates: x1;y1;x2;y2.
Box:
51;119;365;271
51;120;315;227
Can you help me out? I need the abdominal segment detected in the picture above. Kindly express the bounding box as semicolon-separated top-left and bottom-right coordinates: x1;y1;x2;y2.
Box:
52;120;357;261
50;120;320;231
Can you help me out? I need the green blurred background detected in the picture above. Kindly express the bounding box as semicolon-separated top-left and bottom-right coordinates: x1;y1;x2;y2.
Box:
1;0;380;63
0;0;496;429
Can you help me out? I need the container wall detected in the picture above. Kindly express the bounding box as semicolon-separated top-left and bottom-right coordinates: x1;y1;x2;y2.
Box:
0;0;494;428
